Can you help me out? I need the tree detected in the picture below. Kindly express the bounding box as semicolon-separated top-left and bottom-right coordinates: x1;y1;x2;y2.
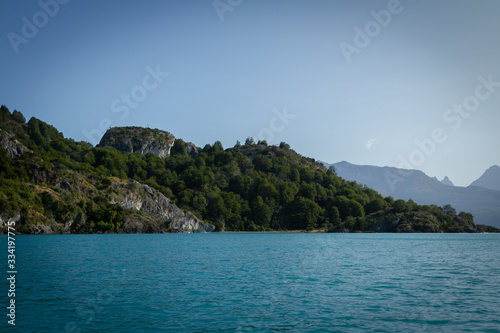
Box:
355;217;369;231
245;137;255;145
286;196;323;230
254;155;272;171
255;177;278;200
298;182;316;200
229;174;251;195
257;140;268;146
290;168;300;182
350;200;365;218
443;204;456;216
299;168;314;182
327;206;341;225
457;212;473;226
0;105;10;118
393;199;407;213
207;194;226;219
407;199;418;211
384;196;395;205
278;182;298;205
251;196;272;229
327;165;337;176
279;142;290;149
213;141;224;154
11;110;26;123
171;139;187;155
202;144;212;153
365;198;386;215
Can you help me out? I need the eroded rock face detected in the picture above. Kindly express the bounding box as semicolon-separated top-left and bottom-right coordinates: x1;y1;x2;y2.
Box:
98;126;199;158
0;213;55;234
0;129;30;158
98;127;175;158
169;213;215;233
121;214;162;233
0;179;214;234
0;214;21;229
112;180;215;233
28;225;55;234
185;142;199;157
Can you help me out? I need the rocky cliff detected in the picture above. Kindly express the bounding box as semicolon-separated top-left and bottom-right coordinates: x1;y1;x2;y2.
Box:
110;180;215;233
0;174;214;234
0;214;20;230
98;126;175;158
98;126;198;158
0;129;30;158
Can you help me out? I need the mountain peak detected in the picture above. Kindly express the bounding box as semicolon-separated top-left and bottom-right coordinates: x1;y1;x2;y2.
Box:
470;165;500;191
487;165;500;172
441;176;454;186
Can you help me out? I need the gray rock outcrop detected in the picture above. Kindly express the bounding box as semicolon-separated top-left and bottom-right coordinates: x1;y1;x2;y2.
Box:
0;129;30;158
98;126;199;158
98;127;175;158
111;180;215;233
0;214;21;229
29;224;55;234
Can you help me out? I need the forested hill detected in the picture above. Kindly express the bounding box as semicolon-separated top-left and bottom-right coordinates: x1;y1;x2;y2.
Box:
0;105;498;234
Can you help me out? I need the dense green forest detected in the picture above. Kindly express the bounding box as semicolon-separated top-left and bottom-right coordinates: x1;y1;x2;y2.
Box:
0;105;497;234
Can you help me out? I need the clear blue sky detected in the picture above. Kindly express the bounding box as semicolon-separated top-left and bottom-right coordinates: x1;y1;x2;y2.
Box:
1;0;499;186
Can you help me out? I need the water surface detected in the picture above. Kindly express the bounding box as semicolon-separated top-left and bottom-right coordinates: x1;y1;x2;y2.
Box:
4;233;500;332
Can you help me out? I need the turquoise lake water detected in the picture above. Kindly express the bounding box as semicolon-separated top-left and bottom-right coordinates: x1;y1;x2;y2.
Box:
3;233;500;332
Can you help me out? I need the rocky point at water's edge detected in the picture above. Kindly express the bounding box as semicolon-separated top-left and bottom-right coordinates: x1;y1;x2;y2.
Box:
0;178;214;235
111;180;215;233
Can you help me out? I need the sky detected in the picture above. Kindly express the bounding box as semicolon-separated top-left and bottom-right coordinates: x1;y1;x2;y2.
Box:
1;0;499;187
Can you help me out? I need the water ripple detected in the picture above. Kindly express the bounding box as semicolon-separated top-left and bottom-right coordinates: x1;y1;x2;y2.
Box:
6;233;500;332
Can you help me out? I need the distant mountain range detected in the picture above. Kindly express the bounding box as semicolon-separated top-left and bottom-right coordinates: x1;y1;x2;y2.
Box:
470;165;500;191
325;161;500;228
434;176;454;187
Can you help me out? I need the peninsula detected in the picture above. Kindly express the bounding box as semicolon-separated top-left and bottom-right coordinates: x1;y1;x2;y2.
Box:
1;105;497;234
